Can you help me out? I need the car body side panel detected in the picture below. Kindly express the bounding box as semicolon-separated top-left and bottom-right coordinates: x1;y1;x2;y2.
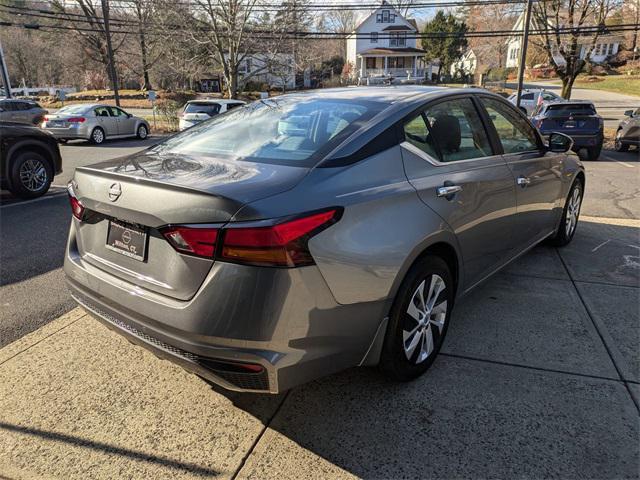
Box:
233;145;460;306
401;145;519;289
503;151;565;244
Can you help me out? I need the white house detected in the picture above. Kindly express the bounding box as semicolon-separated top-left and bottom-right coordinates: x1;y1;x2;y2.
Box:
345;1;434;84
450;49;477;77
505;11;621;69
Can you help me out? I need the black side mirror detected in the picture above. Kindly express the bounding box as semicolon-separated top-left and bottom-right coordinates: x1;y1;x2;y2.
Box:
548;132;573;153
624;109;634;117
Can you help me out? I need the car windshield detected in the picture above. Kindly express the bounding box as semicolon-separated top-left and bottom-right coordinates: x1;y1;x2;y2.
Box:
152;97;384;166
546;104;596;116
184;102;221;116
58;104;91;115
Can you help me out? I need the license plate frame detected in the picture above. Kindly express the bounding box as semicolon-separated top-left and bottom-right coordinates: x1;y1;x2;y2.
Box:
106;220;148;262
563;120;577;128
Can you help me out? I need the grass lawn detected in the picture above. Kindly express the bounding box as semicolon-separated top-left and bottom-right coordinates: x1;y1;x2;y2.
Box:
544;75;640;96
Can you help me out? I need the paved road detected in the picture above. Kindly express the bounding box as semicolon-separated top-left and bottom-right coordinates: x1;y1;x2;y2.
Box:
506;80;640;129
0;137;162;347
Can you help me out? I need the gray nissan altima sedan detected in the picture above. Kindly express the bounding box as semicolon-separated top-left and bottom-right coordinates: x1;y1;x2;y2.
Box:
64;87;585;393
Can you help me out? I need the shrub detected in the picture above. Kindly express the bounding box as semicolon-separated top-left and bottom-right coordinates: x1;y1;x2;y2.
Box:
154;99;181;131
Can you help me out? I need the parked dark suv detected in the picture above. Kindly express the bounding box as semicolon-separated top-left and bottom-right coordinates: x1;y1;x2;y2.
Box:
1;122;62;198
532;101;604;161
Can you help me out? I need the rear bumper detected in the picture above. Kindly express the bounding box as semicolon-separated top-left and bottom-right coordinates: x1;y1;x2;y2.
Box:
543;131;603;149
64;221;387;393
44;126;90;140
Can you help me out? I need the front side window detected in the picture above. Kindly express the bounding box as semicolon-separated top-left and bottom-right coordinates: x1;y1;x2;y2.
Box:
151;97;383;166
109;107;127;117
481;97;539;154
404;97;492;163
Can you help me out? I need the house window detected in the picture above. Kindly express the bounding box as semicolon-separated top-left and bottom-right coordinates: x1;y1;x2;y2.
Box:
608;43;615;55
376;10;395;23
390;32;407;47
371;32;378;43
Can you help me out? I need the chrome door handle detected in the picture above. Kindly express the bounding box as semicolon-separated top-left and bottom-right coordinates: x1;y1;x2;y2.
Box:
436;185;462;197
517;176;531;187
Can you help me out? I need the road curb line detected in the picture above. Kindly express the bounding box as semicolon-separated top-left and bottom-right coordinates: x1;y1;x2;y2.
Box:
0;307;87;366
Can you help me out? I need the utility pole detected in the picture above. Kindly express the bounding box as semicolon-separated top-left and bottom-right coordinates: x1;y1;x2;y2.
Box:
0;39;11;98
101;0;120;107
515;0;533;108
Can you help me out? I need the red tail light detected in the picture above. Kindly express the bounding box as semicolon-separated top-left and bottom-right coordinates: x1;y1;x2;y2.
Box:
161;209;341;265
161;226;218;258
68;117;86;123
221;209;340;267
67;185;85;220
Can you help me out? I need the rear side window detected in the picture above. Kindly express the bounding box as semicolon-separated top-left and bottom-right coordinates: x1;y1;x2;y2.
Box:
404;97;492;162
481;97;539;154
94;106;111;117
521;93;534;100
226;102;243;111
184;102;221;116
1;101;17;111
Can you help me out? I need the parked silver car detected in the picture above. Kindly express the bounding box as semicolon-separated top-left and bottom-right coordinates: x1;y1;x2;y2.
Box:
0;99;48;125
64;87;585;393
42;103;150;144
178;99;246;131
615;108;640;152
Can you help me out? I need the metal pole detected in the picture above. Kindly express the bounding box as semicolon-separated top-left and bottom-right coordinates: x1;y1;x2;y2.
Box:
101;0;121;107
516;0;533;108
0;40;12;98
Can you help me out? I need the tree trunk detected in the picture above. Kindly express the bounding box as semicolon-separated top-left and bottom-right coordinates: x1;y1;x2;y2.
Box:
561;75;576;99
139;30;152;90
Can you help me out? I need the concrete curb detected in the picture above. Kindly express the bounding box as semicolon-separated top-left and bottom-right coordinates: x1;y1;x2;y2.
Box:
0;307;87;365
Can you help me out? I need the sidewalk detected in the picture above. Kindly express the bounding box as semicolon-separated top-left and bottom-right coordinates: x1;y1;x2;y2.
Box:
1;216;638;479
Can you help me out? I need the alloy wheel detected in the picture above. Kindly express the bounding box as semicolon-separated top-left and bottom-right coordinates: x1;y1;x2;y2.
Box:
138;125;148;139
403;274;447;364
19;158;48;192
93;129;104;144
565;186;581;237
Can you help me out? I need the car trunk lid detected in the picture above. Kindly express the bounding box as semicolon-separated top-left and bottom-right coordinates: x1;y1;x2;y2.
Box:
71;150;309;300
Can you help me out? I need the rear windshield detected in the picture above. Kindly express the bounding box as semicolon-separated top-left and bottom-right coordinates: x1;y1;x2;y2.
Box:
546;104;596;116
184;102;221;116
57;104;91;114
152;97;384;166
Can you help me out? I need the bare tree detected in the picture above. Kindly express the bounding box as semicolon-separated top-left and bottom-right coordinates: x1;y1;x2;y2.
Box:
390;0;416;17
464;3;518;72
51;0;126;92
532;0;621;98
325;10;358;58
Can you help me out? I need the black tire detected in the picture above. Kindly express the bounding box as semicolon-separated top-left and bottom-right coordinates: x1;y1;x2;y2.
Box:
136;124;148;139
90;127;105;144
7;150;53;199
548;179;583;247
615;130;629;152
380;255;454;381
585;144;602;161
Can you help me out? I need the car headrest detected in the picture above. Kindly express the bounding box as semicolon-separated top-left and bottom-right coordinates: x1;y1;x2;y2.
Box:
432;114;461;153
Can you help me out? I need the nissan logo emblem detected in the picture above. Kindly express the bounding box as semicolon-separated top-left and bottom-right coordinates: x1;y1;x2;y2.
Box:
108;182;122;202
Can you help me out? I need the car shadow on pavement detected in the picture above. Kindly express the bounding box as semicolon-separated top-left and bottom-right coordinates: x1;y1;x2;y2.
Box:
0;421;220;477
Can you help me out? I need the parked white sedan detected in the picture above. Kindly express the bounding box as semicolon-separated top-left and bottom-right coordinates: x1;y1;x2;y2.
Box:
178;99;246;131
508;89;562;116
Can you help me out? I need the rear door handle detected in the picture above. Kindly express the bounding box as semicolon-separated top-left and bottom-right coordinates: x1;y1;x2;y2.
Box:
517;176;531;187
436;185;462;198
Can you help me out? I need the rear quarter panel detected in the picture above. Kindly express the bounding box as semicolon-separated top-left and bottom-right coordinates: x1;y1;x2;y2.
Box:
233;145;462;306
